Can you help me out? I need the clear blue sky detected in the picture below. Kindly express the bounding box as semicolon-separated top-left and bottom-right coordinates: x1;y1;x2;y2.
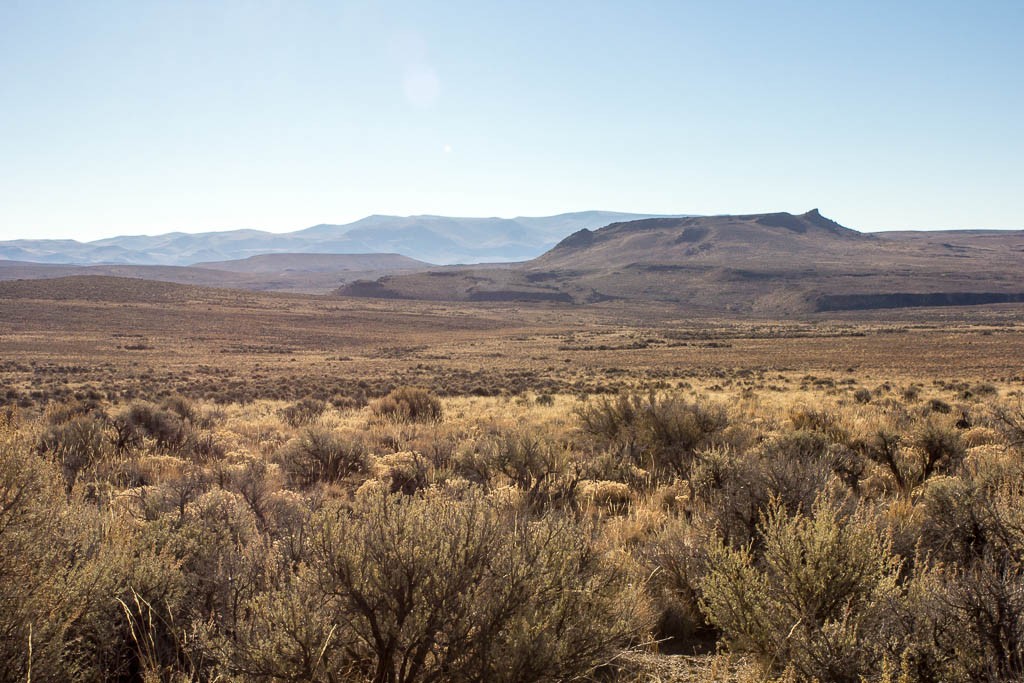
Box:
1;0;1022;241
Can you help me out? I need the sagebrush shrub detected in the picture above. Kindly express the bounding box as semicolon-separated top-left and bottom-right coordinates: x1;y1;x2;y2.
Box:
788;406;849;443
479;428;576;508
37;413;112;491
855;418;964;501
991;399;1024;451
688;446;766;546
757;430;853;511
369;451;432;495
221;487;652;682
699;495;901;683
577;393;728;478
634;513;713;649
897;551;1024;683
278;397;327;428
577;479;633;511
687;434;852;549
913;417;966;478
2;435;190;682
160;394;198;424
171;487;276;633
276;427;368;488
117;402;190;451
371;386;443;422
0;437;72;681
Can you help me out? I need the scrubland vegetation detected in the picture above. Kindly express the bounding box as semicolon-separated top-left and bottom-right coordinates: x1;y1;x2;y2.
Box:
3;373;1024;682
4;285;1024;680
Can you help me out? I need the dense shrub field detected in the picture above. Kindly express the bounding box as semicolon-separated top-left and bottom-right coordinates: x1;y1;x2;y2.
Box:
2;381;1024;682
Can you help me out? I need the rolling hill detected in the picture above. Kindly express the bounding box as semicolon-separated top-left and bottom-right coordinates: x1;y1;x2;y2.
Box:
0;211;673;266
337;210;1024;314
0;253;433;294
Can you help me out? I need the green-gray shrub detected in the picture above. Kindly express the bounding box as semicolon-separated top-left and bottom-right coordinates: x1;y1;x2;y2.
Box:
276;427;368;488
577;393;728;478
699;495;901;683
279;397;327;428
218;487;651;683
371;386;443;423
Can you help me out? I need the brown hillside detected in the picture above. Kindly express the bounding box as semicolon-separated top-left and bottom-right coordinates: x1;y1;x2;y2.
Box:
0;252;433;294
0;275;264;304
337;210;1024;314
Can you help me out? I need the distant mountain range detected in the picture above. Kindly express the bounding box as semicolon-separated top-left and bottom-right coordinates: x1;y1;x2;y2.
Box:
0;211;675;266
338;210;1024;314
4;209;1022;314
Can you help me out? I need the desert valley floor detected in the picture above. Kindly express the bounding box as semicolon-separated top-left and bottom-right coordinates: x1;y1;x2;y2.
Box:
2;276;1024;682
2;275;1023;405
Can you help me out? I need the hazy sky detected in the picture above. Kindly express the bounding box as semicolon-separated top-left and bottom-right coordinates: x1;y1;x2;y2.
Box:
1;1;1022;241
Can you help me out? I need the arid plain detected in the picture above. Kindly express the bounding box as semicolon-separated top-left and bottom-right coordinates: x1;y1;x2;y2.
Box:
3;273;1024;682
2;275;1022;406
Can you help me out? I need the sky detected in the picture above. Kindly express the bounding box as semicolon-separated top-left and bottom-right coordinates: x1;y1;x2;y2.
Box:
1;0;1022;241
